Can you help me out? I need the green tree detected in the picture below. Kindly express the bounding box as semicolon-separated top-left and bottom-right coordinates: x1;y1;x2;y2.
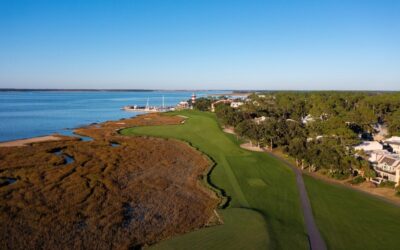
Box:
194;97;212;111
215;104;244;127
387;110;400;136
288;137;307;166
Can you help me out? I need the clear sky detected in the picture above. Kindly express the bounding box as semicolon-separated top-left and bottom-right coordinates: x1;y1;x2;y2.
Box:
0;0;399;90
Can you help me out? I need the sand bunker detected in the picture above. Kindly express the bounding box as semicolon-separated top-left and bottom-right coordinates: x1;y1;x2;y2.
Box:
240;142;266;152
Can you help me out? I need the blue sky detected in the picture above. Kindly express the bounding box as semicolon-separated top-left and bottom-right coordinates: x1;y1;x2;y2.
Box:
0;0;399;90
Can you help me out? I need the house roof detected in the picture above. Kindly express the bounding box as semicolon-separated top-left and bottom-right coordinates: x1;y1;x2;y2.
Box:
354;141;383;151
384;136;400;144
381;157;396;165
387;141;400;146
386;136;400;141
378;155;400;168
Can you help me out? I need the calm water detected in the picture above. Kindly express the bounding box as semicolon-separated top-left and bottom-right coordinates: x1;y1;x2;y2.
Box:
0;91;222;142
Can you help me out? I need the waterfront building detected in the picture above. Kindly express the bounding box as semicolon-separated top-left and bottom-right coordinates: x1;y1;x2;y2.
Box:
177;101;189;109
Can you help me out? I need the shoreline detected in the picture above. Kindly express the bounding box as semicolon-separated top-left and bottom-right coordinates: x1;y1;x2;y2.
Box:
0;112;159;147
0;115;138;146
0;135;67;147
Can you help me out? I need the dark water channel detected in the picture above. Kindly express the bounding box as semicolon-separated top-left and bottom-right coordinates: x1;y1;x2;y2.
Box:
0;177;17;187
53;149;75;165
60;129;93;142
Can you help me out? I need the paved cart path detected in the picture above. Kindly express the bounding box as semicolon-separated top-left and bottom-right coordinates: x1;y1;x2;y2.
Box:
267;153;327;250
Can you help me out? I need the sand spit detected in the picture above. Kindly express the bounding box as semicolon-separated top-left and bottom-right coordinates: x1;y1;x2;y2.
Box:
0;135;67;147
0;113;220;250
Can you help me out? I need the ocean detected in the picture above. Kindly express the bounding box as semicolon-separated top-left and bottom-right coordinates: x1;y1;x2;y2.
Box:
0;90;223;142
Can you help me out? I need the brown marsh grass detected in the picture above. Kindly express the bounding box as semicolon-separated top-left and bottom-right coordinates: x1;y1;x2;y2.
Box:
0;113;219;249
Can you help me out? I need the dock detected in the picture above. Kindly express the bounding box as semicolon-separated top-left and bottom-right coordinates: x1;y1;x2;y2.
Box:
121;105;175;112
122;94;195;113
122;96;176;113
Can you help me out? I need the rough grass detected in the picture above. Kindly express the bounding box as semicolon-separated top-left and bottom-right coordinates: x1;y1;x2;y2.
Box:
0;114;219;249
121;110;308;249
304;175;400;250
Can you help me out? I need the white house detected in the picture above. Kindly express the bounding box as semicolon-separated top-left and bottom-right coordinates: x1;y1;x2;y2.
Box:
385;136;400;142
253;116;266;124
230;102;244;108
302;114;315;124
373;154;400;185
384;136;400;154
176;101;189;109
354;141;383;153
211;99;233;112
368;150;391;162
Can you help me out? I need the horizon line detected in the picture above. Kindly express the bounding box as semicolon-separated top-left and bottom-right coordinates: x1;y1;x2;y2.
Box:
0;88;399;92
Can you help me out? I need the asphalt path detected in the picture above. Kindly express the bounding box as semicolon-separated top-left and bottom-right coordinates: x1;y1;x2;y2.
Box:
267;153;327;250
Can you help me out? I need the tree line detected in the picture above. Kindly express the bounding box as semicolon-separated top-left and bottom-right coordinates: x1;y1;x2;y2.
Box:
194;91;400;179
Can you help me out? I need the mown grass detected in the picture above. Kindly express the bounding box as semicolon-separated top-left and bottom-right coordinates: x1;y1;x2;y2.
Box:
121;110;308;249
152;208;269;250
304;175;400;250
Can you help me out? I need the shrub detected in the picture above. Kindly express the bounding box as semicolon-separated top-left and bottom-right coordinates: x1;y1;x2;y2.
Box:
379;181;396;188
318;169;328;175
194;98;212;111
328;170;350;180
350;176;365;185
395;186;400;196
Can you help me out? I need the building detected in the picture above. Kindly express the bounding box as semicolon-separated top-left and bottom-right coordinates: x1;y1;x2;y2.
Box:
230;101;243;108
384;136;400;154
372;153;400;185
176;101;189;109
368;150;400;186
211;99;232;112
355;140;400;186
307;135;325;142
388;141;400;154
385;136;400;142
354;141;383;153
301;114;315;124
368;150;391;162
253;116;266;124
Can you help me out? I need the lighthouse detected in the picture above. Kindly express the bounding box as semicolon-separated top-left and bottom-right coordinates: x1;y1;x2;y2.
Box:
191;93;196;109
